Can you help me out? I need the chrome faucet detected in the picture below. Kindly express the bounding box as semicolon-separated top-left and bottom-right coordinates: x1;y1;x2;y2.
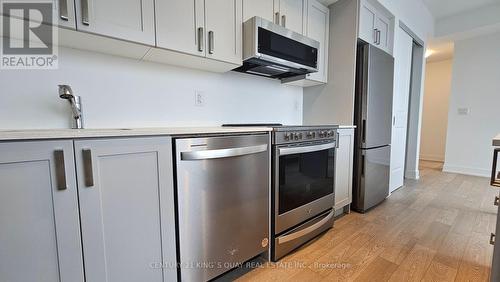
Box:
58;85;84;129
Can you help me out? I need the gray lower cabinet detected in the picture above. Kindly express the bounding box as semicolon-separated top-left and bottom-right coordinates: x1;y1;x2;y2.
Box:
74;137;177;282
0;137;177;282
0;140;84;282
334;128;355;213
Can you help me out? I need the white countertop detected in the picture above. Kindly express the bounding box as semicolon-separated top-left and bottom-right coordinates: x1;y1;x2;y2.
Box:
494;134;500;146
0;127;273;141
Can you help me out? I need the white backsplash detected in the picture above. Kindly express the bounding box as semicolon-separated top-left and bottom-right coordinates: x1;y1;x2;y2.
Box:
0;47;303;129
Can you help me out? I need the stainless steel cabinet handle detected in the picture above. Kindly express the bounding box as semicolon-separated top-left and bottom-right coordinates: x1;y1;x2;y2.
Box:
492;149;500;187
279;142;335;156
495;196;499;206
208;31;214;54
59;0;69;21
81;0;89;25
54;150;67;190
491;233;496;245
275;12;280;25
197;27;204;52
277;211;333;244
82;149;94;187
377;30;381;45
181;144;267;161
281;15;286;27
373;29;378;44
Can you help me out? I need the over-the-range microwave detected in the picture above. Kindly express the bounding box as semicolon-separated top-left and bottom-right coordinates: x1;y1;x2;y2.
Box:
233;16;320;81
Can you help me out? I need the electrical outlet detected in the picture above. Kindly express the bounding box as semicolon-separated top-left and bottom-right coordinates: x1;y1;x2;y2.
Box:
457;108;470;115
195;91;205;107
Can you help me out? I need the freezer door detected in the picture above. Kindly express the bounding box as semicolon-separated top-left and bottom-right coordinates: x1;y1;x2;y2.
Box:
354;145;390;212
360;45;394;148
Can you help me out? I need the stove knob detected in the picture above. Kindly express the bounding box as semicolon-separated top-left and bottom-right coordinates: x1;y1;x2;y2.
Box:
327;130;333;137
306;131;314;139
299;133;303;140
284;133;291;141
294;133;300;140
319;131;325;138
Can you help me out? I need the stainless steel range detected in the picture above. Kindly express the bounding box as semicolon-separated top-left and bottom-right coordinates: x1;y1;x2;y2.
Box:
223;124;338;261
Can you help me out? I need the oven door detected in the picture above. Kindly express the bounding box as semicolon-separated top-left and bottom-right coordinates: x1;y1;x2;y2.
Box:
274;141;335;234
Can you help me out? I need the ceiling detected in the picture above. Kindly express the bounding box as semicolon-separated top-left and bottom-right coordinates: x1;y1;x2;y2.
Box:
422;0;500;19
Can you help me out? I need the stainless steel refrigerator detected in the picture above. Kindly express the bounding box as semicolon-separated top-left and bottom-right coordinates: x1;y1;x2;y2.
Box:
352;43;394;213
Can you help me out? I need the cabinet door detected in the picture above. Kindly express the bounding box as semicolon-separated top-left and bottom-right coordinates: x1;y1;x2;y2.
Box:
0;141;84;282
334;129;354;210
305;0;329;83
279;0;304;34
205;0;242;64
75;0;155;45
243;0;274;22
54;0;77;28
156;0;205;57
358;0;376;44
375;15;390;52
74;137;176;282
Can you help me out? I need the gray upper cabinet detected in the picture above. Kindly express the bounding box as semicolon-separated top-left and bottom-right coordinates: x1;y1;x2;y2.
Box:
75;0;156;45
205;0;243;64
243;0;274;22
0;140;84;282
275;0;305;34
375;14;390;52
155;0;205;57
304;0;329;83
156;0;242;65
74;137;177;282
358;0;393;54
55;0;77;29
358;0;377;45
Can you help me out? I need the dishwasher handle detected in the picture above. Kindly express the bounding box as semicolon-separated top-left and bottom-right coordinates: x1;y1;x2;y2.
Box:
181;144;268;161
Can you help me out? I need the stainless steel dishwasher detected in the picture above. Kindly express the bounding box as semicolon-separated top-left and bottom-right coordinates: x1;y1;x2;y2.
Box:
174;134;270;282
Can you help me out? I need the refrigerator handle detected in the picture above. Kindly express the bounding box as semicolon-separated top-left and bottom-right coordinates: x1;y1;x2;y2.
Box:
361;155;365;176
362;119;366;143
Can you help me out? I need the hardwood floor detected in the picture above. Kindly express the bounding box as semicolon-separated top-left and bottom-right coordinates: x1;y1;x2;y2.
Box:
229;164;498;282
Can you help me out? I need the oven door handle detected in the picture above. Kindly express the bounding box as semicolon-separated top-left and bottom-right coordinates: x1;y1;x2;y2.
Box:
181;144;268;160
279;142;335;156
277;210;334;244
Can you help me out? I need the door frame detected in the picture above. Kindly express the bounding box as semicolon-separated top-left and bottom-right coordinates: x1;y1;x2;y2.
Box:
399;21;425;181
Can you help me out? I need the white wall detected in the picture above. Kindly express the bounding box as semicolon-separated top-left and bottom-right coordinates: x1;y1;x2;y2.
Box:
420;59;453;162
444;32;500;177
0;47;303;129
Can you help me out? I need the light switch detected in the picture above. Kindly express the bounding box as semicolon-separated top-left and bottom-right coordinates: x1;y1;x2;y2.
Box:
457;108;470;115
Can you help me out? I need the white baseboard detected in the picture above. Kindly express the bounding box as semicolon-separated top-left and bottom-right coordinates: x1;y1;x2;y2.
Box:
419;154;444;162
405;169;420;180
442;164;490;177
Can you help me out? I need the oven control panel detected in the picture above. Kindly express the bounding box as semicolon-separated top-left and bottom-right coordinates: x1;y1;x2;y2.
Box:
274;129;337;145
